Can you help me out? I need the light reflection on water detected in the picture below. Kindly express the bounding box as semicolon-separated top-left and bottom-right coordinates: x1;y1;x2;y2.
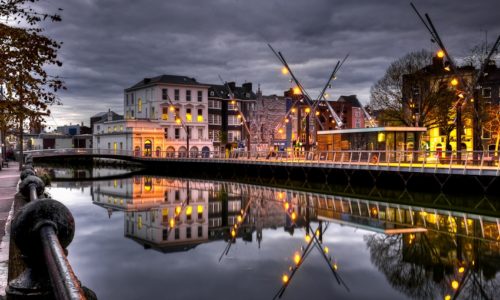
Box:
47;176;500;300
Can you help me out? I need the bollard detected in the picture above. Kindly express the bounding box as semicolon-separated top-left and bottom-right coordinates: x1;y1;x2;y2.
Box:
20;169;37;181
19;176;45;200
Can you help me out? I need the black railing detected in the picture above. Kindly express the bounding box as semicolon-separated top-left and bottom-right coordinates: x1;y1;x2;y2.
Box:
6;155;96;300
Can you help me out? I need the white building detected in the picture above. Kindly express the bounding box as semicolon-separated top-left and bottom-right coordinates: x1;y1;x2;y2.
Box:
93;75;213;157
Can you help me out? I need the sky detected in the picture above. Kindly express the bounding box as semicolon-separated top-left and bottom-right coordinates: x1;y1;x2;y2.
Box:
36;0;500;129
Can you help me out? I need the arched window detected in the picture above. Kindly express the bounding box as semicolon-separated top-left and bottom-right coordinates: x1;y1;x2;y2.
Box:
156;146;161;157
178;146;187;158
134;146;141;156
166;146;175;158
189;146;199;158
138;98;143;112
144;140;152;157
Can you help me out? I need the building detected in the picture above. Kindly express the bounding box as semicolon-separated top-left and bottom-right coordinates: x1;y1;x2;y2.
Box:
402;55;476;152
477;61;500;152
90;110;123;133
208;82;256;153
94;75;213;157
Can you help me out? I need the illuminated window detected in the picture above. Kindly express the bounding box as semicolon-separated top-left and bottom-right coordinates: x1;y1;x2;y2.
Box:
197;205;203;219
186;108;192;122
186;206;193;220
138;98;142;112
197;109;203;122
138;215;142;230
162;107;169;120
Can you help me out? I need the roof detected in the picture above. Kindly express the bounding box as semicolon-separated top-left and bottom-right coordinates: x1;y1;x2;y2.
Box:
208;84;257;100
337;95;362;107
125;75;210;91
318;127;427;135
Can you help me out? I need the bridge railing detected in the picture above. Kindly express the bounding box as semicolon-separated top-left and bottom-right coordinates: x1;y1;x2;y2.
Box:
25;148;500;171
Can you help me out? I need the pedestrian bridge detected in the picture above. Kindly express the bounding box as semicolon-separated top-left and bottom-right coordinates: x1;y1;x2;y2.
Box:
25;148;500;177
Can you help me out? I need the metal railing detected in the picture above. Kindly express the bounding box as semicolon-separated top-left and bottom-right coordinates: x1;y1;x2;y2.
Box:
25;148;500;174
7;156;95;299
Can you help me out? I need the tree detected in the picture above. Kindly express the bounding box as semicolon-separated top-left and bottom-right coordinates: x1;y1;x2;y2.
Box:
370;50;433;126
0;0;64;169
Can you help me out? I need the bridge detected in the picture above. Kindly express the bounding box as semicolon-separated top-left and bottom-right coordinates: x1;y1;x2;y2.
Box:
26;148;500;176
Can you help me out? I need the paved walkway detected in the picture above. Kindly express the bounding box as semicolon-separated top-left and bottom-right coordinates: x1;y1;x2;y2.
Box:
0;162;20;298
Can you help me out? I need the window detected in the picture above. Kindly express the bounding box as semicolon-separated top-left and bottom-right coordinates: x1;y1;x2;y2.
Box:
126;94;129;106
210;90;215;96
186;227;192;239
197;205;203;219
197;109;203;122
175;128;180;139
162;107;169;120
197;91;202;102
228;103;237;110
208;130;220;141
228;115;240;125
131;93;134;105
186;108;192;122
198;226;203;237
138;98;143;112
186;90;191;101
162;88;168;100
198;128;203;139
228;130;241;142
482;87;492;98
164;128;168;138
175;228;180;240
174;89;180;101
151;107;155;119
131;110;134;117
162;229;168;241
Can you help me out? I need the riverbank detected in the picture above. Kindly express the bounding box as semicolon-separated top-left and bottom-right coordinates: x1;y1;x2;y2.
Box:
0;162;20;298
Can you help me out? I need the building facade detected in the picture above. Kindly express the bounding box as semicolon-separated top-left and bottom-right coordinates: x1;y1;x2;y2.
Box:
94;75;213;157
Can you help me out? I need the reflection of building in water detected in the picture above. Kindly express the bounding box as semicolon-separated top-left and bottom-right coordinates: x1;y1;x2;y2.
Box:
91;177;304;252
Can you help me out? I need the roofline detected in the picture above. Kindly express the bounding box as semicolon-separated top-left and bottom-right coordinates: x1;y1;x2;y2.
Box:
318;127;427;135
125;82;212;92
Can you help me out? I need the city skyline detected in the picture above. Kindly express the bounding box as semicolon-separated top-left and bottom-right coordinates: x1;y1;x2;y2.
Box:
38;0;500;127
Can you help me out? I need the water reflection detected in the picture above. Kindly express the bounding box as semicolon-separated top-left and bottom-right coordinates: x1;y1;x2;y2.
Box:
50;175;500;299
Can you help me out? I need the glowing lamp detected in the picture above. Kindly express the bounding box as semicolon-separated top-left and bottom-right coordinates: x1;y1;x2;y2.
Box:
305;234;311;243
324;246;329;254
293;87;301;95
305;107;311;114
444;295;451;300
282;274;289;283
437;50;445;58
237;215;242;223
175;118;181;124
169;219;175;228
284;202;290;210
281;67;289;75
315;229;320;237
333;264;338;270
294;253;301;265
291;108;296;113
458;93;464;99
458;267;465;273
451;78;458;86
315;111;320;116
284;118;289;123
278;129;283;134
231;229;236;238
291;212;296;221
169;106;175;112
231;100;236;105
451;280;459;290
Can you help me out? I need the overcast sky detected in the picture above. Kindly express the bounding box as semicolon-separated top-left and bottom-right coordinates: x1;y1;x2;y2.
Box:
37;0;500;128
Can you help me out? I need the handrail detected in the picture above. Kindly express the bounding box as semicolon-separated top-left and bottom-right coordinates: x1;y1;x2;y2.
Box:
24;148;500;174
8;157;92;300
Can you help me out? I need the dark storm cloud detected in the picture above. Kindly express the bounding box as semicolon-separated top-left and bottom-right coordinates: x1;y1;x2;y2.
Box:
38;0;500;126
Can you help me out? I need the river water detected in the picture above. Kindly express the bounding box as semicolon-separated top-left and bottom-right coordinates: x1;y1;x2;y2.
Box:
45;168;500;300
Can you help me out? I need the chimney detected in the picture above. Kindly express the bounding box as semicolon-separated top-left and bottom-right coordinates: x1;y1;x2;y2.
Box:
108;108;112;121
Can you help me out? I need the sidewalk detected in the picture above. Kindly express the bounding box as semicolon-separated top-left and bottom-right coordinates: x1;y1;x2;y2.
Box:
0;162;20;298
